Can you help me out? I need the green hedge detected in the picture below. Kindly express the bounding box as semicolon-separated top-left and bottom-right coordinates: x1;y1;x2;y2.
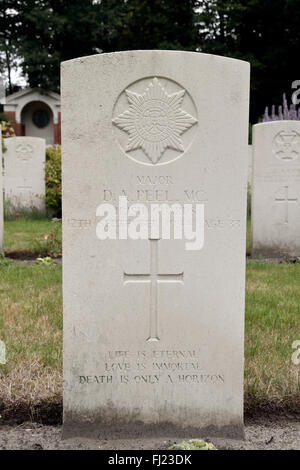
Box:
45;146;61;217
1;119;15;153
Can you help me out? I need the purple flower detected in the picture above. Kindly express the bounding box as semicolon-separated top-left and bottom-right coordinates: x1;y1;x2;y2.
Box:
261;93;300;122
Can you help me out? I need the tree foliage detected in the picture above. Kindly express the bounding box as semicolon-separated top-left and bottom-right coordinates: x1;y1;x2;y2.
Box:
198;0;300;121
0;0;300;122
14;0;101;92
0;1;19;93
99;0;200;52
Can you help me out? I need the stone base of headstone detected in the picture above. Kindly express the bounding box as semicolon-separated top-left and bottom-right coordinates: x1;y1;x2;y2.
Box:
62;419;245;440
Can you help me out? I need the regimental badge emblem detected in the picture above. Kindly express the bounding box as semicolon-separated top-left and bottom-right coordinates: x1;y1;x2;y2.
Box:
273;130;300;161
16;143;34;161
112;77;198;165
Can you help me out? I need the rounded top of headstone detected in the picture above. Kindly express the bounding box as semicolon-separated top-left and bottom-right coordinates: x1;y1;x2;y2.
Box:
61;50;250;167
5;136;46;144
253;120;300;129
4;136;46;154
61;50;250;69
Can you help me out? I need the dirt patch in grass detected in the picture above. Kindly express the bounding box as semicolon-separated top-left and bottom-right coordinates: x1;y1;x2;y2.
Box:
0;359;62;424
0;399;62;425
5;251;44;260
5;251;62;261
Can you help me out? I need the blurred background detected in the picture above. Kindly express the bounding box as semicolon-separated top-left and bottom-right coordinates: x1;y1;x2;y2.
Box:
1;0;300;124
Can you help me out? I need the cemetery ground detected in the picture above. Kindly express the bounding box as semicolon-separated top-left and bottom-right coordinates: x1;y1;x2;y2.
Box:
4;217;61;259
0;217;299;449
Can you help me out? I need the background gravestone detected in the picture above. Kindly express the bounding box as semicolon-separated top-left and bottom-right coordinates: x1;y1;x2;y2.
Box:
252;121;300;257
4;137;46;212
62;51;250;438
0;129;3;252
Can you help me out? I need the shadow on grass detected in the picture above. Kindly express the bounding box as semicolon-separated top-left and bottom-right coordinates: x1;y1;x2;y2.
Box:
0;400;63;425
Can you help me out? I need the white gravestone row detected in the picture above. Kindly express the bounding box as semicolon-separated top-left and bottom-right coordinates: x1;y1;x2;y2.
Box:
62;51;250;438
0;129;3;252
252;121;300;257
4;137;46;212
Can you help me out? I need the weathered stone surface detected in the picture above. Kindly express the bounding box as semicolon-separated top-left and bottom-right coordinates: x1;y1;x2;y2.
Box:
62;51;250;438
4;136;46;212
252;121;300;257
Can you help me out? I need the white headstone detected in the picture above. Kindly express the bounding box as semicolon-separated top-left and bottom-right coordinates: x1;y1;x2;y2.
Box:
0;129;3;252
4;137;46;212
62;51;250;438
252;121;300;257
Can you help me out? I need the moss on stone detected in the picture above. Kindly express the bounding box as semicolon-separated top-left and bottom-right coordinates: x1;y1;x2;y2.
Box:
169;439;216;450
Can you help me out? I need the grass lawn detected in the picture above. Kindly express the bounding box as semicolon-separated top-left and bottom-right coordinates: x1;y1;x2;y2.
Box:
0;261;299;422
4;218;54;254
0;263;62;422
4;218;61;257
0;217;299;422
245;262;300;411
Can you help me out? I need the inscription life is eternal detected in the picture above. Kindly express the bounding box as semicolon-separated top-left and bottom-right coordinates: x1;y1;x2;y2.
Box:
78;349;225;386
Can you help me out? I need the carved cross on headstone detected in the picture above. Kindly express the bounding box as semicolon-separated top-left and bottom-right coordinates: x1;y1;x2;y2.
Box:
18;176;32;193
18;186;32;192
124;239;184;342
275;186;298;224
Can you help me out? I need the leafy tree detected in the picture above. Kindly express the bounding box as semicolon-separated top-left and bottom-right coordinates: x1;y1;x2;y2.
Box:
198;0;300;122
15;0;100;92
98;0;200;52
1;0;300;124
13;0;199;91
0;1;19;94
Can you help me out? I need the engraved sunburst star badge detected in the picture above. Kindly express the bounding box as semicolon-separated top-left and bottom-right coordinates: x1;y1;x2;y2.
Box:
113;77;198;164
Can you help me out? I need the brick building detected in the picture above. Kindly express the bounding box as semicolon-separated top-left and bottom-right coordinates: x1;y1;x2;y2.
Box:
0;88;61;146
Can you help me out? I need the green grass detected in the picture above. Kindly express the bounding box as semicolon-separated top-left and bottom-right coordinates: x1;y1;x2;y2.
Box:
0;216;299;421
4;218;61;255
245;262;300;410
0;261;299;421
0;264;62;419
